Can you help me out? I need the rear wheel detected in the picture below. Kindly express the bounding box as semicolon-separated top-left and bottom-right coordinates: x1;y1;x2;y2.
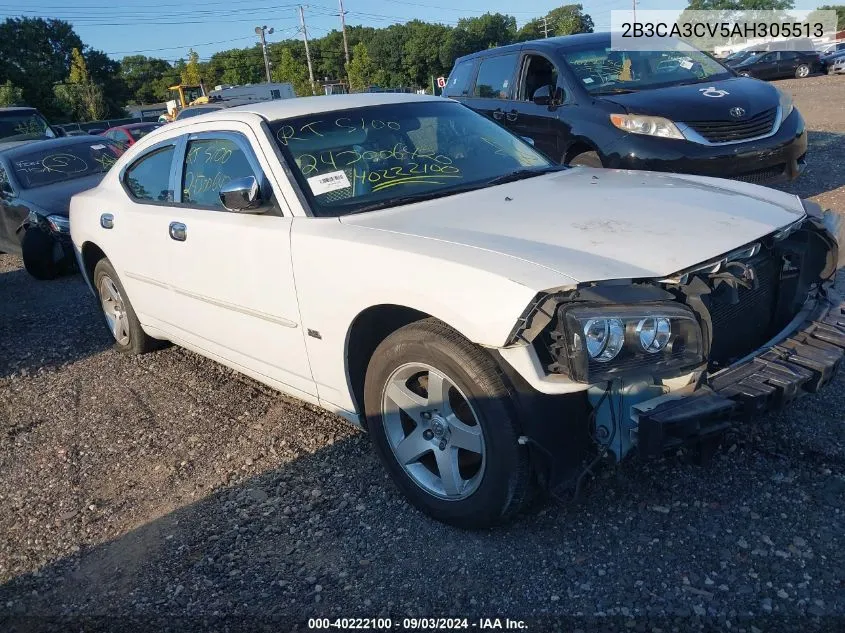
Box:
93;258;158;355
21;228;61;280
795;64;810;78
364;319;532;528
567;150;602;168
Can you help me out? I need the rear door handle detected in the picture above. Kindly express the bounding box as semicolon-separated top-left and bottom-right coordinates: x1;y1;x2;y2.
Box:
491;109;504;121
505;109;518;122
100;213;114;229
169;221;187;242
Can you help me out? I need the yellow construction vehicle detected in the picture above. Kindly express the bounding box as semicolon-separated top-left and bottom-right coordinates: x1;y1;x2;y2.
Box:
160;84;209;122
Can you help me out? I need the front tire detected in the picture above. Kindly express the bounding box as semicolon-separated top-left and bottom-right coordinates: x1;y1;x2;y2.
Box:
364;319;532;528
93;258;158;355
795;64;810;78
21;228;61;280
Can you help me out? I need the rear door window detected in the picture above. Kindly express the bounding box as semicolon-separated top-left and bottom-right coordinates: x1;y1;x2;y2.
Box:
473;54;518;99
124;145;176;202
443;60;475;97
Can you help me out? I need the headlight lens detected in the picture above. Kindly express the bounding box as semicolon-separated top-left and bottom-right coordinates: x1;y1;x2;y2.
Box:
555;303;704;383
777;89;794;119
609;114;685;140
46;215;70;234
583;318;624;362
637;317;672;353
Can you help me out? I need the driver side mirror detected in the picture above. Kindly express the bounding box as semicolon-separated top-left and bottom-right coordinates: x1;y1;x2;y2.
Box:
53;126;67;138
532;85;563;108
219;176;266;213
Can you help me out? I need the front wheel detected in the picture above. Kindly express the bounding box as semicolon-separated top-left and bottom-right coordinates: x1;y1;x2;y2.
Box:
364;319;533;528
795;64;810;78
567;151;602;168
93;258;159;355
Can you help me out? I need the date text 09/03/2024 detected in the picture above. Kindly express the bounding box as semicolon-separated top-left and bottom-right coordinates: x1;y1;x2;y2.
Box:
307;618;529;630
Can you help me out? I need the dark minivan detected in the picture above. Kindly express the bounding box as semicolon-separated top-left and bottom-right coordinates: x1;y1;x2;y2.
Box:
733;50;820;80
444;32;807;184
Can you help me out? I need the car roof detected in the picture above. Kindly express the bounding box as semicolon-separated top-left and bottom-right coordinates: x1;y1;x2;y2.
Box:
0;135;117;159
455;32;613;63
115;122;161;130
0;106;38;114
168;92;445;127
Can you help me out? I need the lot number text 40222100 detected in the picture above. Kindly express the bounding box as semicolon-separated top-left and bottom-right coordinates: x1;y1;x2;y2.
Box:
307;617;529;630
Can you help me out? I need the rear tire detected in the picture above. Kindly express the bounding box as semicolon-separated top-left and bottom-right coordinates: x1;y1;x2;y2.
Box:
567;151;603;168
364;318;533;528
795;64;810;78
21;228;61;280
93;258;158;355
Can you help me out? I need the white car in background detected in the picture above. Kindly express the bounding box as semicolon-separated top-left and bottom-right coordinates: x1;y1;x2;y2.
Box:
70;94;845;528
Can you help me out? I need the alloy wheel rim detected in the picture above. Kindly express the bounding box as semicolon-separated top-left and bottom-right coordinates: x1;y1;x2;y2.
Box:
381;362;485;500
798;66;809;77
98;275;131;346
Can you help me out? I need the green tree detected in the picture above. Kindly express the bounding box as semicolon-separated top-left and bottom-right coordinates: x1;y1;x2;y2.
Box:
121;55;173;104
0;17;83;117
517;19;545;42
443;13;517;62
685;0;794;9
548;5;594;35
181;48;202;85
402;21;451;88
54;47;106;121
0;80;23;106
347;42;377;92
815;5;845;30
272;47;311;97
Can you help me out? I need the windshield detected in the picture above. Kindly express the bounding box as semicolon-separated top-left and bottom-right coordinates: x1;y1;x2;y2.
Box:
0;111;57;142
11;140;124;189
271;101;554;217
128;124;161;140
562;44;732;94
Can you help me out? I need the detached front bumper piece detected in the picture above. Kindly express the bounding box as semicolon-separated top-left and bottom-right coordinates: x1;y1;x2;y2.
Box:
633;292;845;457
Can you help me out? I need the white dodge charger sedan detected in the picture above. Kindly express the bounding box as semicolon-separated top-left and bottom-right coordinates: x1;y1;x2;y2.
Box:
70;93;844;528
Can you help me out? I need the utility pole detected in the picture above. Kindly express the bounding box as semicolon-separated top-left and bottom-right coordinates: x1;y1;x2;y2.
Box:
254;25;274;83
299;6;316;95
338;0;350;66
632;0;637;23
542;16;550;38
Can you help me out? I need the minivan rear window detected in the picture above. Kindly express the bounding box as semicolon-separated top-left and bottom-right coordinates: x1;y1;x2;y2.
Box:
443;60;474;97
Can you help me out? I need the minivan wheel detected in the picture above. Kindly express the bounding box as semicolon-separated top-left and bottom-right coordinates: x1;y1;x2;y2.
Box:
21;228;60;280
93;258;158;355
567;151;603;168
364;318;532;529
795;64;810;78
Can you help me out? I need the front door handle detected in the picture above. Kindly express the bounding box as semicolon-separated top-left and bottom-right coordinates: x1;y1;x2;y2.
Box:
505;109;518;122
491;109;504;121
169;221;187;242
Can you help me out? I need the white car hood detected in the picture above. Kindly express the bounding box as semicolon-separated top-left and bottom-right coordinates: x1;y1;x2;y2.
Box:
341;168;805;282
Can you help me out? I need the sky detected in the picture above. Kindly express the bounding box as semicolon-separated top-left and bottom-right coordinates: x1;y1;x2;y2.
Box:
2;0;826;62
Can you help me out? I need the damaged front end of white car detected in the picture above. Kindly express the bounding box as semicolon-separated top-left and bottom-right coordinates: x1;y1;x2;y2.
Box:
502;200;845;496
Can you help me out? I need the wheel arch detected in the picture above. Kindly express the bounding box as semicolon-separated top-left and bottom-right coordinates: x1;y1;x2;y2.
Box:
80;241;108;289
562;138;602;164
345;303;434;420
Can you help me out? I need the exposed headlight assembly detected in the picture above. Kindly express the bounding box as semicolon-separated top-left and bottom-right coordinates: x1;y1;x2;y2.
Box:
552;303;705;383
609;114;684;140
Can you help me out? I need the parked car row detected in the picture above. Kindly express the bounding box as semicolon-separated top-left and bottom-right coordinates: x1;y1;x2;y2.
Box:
64;92;843;527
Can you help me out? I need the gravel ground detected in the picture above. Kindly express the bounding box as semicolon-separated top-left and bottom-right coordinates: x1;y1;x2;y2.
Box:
1;75;845;633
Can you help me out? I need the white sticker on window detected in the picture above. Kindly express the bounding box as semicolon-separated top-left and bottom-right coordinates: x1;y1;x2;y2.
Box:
679;59;694;70
502;80;509;88
307;170;351;196
90;144;106;150
583;77;594;84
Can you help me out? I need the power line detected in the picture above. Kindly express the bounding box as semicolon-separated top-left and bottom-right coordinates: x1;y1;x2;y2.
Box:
107;36;256;55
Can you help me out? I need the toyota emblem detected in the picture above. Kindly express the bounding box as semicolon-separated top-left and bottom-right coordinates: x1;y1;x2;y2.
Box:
730;107;746;118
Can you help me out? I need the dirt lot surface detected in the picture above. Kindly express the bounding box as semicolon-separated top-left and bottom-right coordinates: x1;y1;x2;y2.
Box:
1;75;844;632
